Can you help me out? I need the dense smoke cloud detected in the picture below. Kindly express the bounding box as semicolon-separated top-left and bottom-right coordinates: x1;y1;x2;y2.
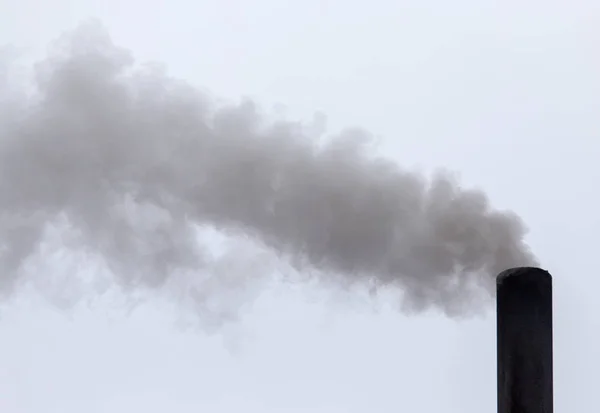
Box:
0;21;537;317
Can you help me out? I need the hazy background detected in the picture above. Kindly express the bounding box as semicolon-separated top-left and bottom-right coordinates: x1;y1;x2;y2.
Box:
1;0;599;412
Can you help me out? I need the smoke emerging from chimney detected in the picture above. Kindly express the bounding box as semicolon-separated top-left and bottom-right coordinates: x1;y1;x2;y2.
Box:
0;21;537;319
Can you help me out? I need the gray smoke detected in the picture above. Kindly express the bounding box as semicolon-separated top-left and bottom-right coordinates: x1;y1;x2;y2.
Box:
0;22;537;316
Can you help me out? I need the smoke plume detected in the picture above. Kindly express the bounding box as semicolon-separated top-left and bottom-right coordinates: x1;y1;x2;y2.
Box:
0;22;537;317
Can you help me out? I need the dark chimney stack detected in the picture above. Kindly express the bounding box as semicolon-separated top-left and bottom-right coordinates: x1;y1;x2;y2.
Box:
497;267;553;413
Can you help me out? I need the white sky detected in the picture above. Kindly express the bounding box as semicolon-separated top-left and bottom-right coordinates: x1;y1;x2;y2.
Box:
1;0;599;412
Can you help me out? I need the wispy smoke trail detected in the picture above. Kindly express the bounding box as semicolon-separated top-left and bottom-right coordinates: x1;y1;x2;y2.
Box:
0;21;537;317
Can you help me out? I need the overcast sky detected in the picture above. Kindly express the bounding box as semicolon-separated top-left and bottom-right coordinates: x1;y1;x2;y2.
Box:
1;1;599;412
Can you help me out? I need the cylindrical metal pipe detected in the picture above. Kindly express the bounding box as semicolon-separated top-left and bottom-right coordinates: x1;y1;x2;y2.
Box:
497;267;553;413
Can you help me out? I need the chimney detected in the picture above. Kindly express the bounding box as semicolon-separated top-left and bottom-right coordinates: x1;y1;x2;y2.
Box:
496;267;553;413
